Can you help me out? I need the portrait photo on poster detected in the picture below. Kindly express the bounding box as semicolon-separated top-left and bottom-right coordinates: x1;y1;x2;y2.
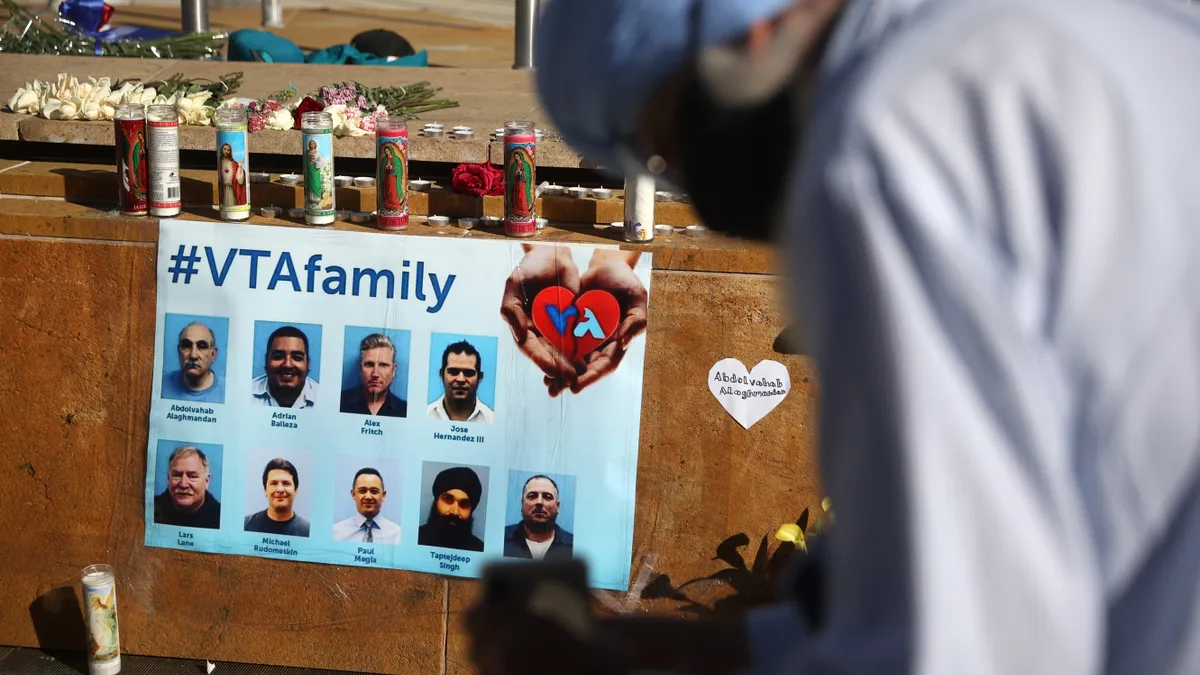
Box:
243;449;313;537
251;320;324;409
340;326;411;418
503;470;576;561
426;333;498;424
331;455;403;544
152;439;224;530
418;461;490;552
161;313;230;404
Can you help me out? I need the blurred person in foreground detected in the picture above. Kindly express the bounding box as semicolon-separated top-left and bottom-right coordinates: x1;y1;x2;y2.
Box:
466;0;1200;674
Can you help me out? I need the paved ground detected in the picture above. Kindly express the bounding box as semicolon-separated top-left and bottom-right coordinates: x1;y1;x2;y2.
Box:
117;0;519;27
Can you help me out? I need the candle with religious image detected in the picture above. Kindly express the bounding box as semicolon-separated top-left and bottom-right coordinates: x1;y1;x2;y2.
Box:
375;116;409;231
503;120;537;238
302;111;336;226
82;564;121;675
146;103;181;217
214;107;251;221
114;104;147;216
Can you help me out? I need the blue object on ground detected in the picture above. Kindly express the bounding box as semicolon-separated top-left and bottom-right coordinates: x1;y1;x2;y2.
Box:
228;29;428;66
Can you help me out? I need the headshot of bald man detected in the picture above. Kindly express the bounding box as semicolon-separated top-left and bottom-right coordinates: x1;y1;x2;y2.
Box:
162;320;226;403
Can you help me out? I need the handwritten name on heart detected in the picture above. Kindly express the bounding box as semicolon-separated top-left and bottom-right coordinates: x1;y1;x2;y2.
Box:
709;358;791;429
532;286;620;362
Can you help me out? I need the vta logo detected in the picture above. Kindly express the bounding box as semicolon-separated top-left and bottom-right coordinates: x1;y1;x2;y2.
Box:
532;286;621;361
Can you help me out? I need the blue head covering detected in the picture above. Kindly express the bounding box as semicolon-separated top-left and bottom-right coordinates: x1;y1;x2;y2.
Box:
535;0;798;174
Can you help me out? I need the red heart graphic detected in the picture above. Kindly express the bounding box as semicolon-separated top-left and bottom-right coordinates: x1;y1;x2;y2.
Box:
531;286;620;362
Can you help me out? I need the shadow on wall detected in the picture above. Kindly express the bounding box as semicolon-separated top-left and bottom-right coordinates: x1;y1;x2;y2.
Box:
29;585;88;674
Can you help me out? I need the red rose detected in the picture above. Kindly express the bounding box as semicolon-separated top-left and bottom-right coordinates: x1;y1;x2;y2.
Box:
292;96;326;130
451;162;504;196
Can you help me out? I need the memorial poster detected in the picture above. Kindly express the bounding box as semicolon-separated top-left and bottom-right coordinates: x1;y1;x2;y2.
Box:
144;219;651;590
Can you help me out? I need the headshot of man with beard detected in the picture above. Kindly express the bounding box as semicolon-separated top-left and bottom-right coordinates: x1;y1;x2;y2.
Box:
418;465;486;552
153;445;222;529
251;324;320;408
503;474;573;560
340;332;407;417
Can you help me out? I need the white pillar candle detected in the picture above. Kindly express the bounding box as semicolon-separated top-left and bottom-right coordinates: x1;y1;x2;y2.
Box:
624;173;657;242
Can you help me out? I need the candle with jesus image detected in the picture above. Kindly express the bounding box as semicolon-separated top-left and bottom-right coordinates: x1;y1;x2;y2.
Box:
215;107;250;221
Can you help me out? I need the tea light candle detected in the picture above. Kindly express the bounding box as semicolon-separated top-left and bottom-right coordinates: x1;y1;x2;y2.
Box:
424;123;444;131
287;207;304;219
458;217;478;230
427;215;450;227
453;130;475;140
409;179;431;192
536;217;548;230
335;210;351;222
423;128;444;138
535;128;545;139
654;190;674;202
591;187;613;200
542;184;565;197
655;224;674;234
250;172;271;183
353;177;375;188
452;125;473;133
567;186;589;199
480;216;503;228
279;173;301;185
351;212;374;224
684;224;708;237
334;175;353;187
260;206;282;218
597;222;618;230
678;193;693;204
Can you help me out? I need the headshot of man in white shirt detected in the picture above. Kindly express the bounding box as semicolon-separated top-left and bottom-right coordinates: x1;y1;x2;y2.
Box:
332;467;401;544
251;325;319;408
426;340;494;423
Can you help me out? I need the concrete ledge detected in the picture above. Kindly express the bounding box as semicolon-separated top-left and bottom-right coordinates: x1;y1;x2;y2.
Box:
13;114;589;166
0;55;597;168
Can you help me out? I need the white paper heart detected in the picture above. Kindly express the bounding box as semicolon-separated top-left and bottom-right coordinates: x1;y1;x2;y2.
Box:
708;358;791;429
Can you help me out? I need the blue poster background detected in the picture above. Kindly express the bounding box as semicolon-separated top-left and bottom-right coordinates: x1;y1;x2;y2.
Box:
145;220;652;590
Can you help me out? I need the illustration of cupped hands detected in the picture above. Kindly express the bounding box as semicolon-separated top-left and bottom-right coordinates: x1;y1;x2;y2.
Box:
501;244;648;397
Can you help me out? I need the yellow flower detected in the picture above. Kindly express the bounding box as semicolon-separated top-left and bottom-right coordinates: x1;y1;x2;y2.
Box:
775;523;807;553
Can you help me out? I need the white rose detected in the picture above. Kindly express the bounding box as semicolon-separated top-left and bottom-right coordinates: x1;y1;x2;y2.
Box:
323;103;349;130
39;97;61;119
107;82;134;106
335;116;369;138
48;98;79;120
80;97;102;121
175;91;209;119
89;76;112;90
265;108;294;131
9;87;39;114
98;102;115;120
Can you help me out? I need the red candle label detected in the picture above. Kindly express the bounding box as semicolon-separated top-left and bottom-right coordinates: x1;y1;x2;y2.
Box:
504;132;537;235
376;127;409;230
116;118;148;215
